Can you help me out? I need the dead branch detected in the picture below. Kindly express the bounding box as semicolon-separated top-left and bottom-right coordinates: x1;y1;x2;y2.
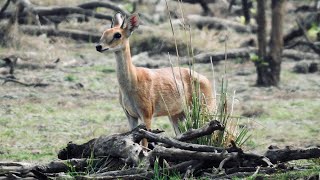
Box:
59;124;147;166
176;120;224;142
35;159;89;174
265;146;320;164
139;128;231;153
166;160;202;173
285;41;320;55
284;12;320;45
0;0;11;15
191;47;256;64
186;14;256;33
150;146;232;163
78;171;154;180
0;77;49;87
295;17;320;55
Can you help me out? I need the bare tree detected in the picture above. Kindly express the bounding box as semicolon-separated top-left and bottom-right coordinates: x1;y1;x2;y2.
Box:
255;0;286;86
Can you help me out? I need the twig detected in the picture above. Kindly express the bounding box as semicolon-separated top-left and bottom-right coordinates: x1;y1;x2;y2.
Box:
295;17;320;55
0;0;11;15
250;166;261;178
0;77;49;87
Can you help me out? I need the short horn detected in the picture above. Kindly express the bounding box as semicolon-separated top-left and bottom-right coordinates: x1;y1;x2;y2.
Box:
111;18;114;28
120;15;126;28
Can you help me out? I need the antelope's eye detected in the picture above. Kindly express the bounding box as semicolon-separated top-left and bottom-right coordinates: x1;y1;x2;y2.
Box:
114;33;121;39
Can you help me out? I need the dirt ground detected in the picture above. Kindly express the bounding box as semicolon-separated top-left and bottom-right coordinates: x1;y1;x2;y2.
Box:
0;0;319;162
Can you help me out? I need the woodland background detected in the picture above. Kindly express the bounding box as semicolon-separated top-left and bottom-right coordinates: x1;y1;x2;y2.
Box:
0;0;319;179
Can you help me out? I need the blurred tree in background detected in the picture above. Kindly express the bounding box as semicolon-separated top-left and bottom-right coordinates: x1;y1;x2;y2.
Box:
255;0;286;86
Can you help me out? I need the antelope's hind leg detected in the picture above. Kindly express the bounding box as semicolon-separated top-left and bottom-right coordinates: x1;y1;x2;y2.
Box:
169;112;185;136
124;110;138;129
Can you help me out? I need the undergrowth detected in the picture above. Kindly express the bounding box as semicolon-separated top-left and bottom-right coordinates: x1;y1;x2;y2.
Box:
163;0;250;149
150;1;251;179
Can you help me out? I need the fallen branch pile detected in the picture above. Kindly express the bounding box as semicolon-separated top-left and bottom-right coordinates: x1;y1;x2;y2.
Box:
1;120;320;179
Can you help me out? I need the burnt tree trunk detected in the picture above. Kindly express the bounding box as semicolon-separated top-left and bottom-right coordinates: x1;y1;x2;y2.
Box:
255;0;285;86
255;0;268;86
268;0;285;86
241;0;251;24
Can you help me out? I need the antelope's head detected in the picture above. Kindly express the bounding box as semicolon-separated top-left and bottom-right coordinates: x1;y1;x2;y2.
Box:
95;12;140;53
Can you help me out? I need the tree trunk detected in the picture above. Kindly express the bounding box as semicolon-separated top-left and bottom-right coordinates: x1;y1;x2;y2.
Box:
268;0;285;86
255;0;285;86
255;0;268;86
241;0;251;24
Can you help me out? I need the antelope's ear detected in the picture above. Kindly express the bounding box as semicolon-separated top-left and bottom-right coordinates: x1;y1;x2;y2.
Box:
112;12;124;28
125;13;140;36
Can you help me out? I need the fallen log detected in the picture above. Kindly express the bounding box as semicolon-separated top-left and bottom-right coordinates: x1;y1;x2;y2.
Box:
58;124;147;166
189;48;320;64
191;47;256;64
150;146;271;169
285;41;320;54
282;49;320;61
265;146;320;164
78;1;130;17
186;14;256;33
150;146;230;163
138;128;233;153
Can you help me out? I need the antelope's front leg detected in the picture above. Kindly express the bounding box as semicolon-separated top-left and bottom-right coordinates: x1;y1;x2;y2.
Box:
141;116;152;148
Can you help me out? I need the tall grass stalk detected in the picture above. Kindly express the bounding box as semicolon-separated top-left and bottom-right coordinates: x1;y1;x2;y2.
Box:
152;158;181;180
163;1;250;148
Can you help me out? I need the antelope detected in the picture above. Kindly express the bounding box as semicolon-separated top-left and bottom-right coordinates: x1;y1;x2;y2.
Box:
96;13;215;146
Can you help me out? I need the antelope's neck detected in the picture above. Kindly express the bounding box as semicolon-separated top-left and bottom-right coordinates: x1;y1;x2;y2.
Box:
114;40;137;91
